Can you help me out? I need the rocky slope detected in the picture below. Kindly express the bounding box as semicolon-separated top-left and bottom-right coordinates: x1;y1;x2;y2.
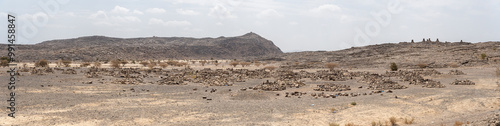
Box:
279;41;500;68
1;32;283;61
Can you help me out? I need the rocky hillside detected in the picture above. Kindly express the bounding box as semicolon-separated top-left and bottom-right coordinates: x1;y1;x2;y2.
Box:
1;32;283;61
279;41;500;68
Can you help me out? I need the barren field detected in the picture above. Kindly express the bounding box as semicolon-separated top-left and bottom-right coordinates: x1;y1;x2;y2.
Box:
1;61;499;126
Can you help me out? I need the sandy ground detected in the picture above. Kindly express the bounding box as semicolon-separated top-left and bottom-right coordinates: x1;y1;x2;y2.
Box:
1;63;499;126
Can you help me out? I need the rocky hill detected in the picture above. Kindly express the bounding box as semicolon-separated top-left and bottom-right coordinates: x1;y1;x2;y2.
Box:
279;41;500;68
1;32;283;61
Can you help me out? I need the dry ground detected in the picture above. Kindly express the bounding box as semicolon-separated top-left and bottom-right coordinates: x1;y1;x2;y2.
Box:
1;62;499;126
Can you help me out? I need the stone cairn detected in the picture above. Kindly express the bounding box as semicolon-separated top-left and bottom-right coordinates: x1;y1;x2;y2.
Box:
62;69;77;74
448;70;465;75
313;83;351;92
386;70;445;88
359;73;408;90
450;79;475;85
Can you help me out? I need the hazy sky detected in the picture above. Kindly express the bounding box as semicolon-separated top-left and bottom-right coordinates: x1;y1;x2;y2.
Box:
1;0;499;52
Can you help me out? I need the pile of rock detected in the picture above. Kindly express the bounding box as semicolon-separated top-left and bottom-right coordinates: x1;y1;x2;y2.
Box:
157;74;187;85
254;79;306;91
112;78;143;85
448;70;465;75
359;74;407;90
314;83;351;92
450;79;475;85
62;69;77;74
413;79;445;88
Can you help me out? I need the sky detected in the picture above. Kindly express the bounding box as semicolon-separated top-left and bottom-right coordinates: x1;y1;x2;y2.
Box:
0;0;499;52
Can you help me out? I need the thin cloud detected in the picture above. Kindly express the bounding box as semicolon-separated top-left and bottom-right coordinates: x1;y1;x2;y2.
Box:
208;4;237;19
148;18;192;27
111;6;130;14
257;9;283;19
176;9;199;16
146;8;167;14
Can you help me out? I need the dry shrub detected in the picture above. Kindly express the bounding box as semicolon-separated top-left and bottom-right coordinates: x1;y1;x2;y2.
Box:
390;63;398;71
147;62;156;69
448;62;460;68
214;62;220;66
167;60;179;66
176;62;188;67
1;60;9;67
120;60;128;66
325;63;338;70
371;121;377;126
389;117;397;126
35;59;49;67
80;62;91;67
254;63;261;67
416;63;428;68
264;66;277;71
93;62;101;68
110;59;121;69
139;61;149;67
496;67;500;78
454;121;463;126
230;62;239;67
404;117;414;124
200;60;207;66
329;122;340;126
159;63;168;68
240;62;251;67
62;60;72;67
345;123;355;126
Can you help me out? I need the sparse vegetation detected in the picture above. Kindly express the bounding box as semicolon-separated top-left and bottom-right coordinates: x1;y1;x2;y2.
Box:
240;62;251;67
159;63;168;68
390;63;398;71
389;117;397;126
404;117;414;124
120;60;128;66
264;66;277;71
35;59;49;67
345;123;355;126
325;63;338;71
110;59;121;69
147;62;157;69
200;60;207;66
448;62;459;68
1;60;8;67
454;121;463;126
417;63;428;68
62;60;72;67
0;57;9;67
230;62;239;67
496;67;500;77
350;102;357;106
93;62;101;68
80;62;91;67
139;61;149;67
480;53;487;60
329;122;340;126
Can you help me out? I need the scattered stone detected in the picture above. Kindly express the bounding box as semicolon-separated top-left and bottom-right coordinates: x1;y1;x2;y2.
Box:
448;69;465;75
450;79;475;85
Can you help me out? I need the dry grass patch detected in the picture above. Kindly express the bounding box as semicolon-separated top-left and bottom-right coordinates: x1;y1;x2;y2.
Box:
325;62;338;70
404;117;414;124
454;121;463;126
389;117;397;126
264;66;276;71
